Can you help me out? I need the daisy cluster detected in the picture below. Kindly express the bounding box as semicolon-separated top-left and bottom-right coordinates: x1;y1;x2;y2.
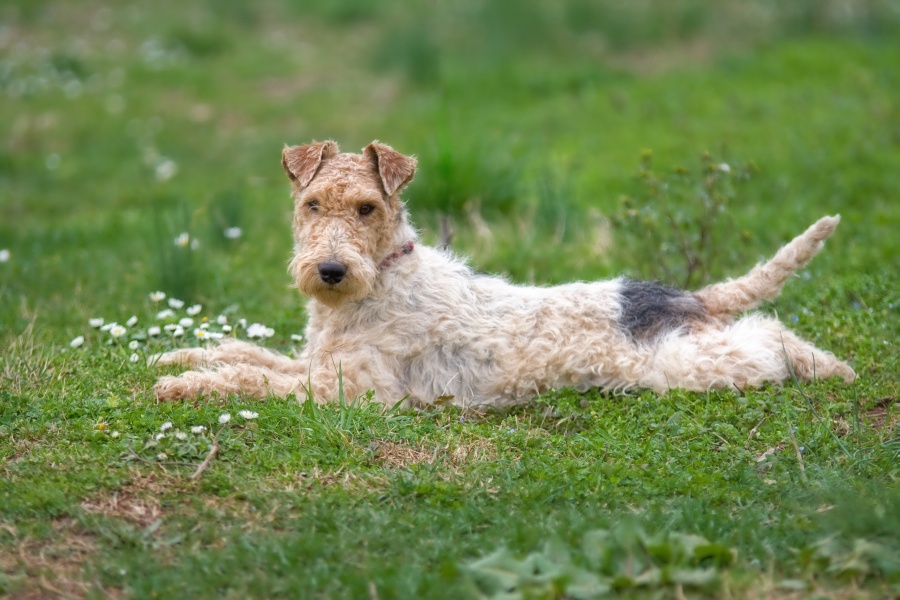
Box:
171;226;241;250
70;290;303;361
97;410;260;462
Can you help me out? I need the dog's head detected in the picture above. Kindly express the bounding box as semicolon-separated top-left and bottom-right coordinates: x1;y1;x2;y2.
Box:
282;140;417;307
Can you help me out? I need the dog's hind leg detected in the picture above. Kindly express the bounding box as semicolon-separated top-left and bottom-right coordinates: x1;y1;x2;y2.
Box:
695;215;840;319
151;339;304;374
155;364;309;401
638;314;854;392
776;325;856;384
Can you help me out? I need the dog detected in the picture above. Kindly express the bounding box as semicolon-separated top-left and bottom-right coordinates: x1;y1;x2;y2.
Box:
154;140;855;407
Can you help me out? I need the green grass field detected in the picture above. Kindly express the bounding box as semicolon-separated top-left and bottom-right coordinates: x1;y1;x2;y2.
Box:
1;1;898;597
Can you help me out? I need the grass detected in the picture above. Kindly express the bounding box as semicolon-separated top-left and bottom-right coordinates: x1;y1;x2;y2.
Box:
1;0;898;597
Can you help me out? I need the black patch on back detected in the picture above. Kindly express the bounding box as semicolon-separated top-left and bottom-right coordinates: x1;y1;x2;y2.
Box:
619;278;708;342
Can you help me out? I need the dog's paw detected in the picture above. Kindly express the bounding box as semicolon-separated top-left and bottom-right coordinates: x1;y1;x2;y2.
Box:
154;375;188;401
837;362;856;384
148;348;208;368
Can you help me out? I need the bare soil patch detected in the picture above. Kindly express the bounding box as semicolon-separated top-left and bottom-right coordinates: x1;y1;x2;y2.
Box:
80;471;169;527
0;518;115;600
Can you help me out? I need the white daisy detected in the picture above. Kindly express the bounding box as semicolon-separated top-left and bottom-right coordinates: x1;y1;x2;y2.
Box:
194;328;208;339
110;325;127;338
247;323;274;339
717;163;731;173
126;315;138;327
157;309;175;320
218;413;231;424
149;291;166;302
157;452;167;461
101;322;116;331
89;317;104;328
155;432;166;440
238;410;259;420
174;232;190;247
128;340;139;350
129;353;140;363
216;315;228;325
160;421;173;431
148;326;161;336
111;431;120;438
208;332;224;339
186;304;202;316
156;158;178;182
163;323;178;332
175;431;187;441
172;326;184;337
179;317;194;327
291;334;304;342
224;226;242;239
0;249;9;263
70;335;85;348
168;298;184;309
222;325;232;333
191;425;207;434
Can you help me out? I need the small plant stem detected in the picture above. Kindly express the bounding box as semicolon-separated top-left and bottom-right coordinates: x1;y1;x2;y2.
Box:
438;214;454;250
191;435;220;481
785;424;808;484
126;450;197;468
853;383;861;452
664;208;697;288
710;430;730;447
745;416;767;449
38;576;67;598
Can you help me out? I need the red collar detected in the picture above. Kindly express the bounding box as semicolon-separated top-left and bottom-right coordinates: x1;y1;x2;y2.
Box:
379;241;414;270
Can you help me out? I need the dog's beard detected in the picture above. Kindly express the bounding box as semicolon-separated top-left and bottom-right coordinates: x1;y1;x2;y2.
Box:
289;251;377;308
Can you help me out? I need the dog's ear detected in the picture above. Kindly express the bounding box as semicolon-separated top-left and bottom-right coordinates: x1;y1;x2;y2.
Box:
282;141;339;187
363;141;417;197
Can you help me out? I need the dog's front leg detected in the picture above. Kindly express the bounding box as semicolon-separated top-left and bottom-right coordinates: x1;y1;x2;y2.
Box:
151;339;305;373
155;364;309;401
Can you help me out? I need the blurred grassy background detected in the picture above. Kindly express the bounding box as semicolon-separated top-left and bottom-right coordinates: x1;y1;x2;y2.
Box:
1;0;898;342
2;3;898;597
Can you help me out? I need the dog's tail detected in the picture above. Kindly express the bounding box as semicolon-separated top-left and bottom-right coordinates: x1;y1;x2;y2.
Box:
695;215;841;318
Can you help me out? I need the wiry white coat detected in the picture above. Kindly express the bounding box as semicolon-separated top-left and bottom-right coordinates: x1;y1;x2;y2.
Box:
154;142;854;407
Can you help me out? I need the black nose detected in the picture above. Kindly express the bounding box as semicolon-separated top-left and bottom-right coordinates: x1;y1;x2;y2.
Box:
318;262;347;285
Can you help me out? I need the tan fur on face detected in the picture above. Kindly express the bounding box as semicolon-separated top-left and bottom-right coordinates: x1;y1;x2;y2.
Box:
153;141;854;406
285;142;415;307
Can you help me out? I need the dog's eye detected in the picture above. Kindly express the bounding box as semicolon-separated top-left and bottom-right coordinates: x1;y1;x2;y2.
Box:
358;204;375;216
306;200;320;213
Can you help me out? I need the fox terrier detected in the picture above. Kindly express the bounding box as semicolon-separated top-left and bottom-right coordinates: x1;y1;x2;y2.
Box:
154;140;855;407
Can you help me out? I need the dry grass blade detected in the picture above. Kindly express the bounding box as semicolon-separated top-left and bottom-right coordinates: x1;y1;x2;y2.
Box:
191;437;220;481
